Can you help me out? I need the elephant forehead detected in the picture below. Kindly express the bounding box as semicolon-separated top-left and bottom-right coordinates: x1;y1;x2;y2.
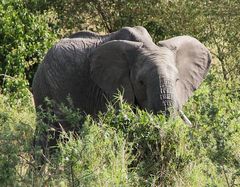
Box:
139;47;175;65
135;48;178;78
156;47;175;61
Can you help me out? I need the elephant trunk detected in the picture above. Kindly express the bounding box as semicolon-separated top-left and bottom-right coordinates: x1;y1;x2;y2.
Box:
148;77;193;126
148;78;178;115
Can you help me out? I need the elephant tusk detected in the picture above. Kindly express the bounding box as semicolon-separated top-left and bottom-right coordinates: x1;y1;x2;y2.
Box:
179;110;193;127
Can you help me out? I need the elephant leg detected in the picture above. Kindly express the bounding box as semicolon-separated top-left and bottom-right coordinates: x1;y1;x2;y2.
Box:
33;103;64;165
33;119;62;165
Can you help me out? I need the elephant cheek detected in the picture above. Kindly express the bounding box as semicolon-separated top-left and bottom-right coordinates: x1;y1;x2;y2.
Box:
134;95;148;110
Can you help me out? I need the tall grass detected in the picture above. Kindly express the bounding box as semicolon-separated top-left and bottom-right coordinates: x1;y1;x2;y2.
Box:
0;85;239;186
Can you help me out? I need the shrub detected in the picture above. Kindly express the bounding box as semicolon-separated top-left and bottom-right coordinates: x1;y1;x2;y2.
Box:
0;94;35;186
184;70;240;186
0;91;239;186
0;0;58;101
29;96;194;186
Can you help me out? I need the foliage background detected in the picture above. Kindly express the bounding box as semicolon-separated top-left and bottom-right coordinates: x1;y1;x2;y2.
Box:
0;0;239;186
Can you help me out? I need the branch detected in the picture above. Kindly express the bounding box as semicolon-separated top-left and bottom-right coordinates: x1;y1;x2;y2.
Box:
91;1;113;32
0;74;15;79
222;165;231;187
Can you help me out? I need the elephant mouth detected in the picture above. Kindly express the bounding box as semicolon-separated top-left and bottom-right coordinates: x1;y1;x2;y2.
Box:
134;86;193;127
134;95;192;126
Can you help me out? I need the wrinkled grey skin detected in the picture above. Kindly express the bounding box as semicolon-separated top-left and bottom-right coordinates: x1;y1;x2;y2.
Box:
32;26;211;152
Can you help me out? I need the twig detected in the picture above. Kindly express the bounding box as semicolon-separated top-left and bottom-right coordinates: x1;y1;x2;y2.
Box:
222;165;231;187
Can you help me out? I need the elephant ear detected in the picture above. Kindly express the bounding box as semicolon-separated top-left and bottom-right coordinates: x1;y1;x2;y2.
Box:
158;36;212;107
90;40;143;103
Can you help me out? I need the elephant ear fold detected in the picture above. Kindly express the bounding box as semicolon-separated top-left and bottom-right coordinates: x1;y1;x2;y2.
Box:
90;40;143;103
158;36;212;107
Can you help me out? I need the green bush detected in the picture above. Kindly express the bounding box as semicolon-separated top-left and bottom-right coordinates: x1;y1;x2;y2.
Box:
0;0;58;101
0;90;239;186
184;70;240;186
0;94;35;186
30;96;194;186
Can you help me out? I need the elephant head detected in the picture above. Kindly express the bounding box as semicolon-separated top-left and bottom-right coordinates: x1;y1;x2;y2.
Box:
90;36;211;116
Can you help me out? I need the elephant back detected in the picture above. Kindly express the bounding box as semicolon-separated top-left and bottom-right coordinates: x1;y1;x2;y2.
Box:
32;38;99;106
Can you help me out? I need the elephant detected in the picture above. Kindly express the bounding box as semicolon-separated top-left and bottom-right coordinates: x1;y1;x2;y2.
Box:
32;26;211;155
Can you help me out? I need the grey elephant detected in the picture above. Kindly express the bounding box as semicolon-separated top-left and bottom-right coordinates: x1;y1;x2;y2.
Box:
32;26;211;153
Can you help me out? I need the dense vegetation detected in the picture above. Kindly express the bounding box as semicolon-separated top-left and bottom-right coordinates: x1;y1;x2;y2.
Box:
0;0;239;186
